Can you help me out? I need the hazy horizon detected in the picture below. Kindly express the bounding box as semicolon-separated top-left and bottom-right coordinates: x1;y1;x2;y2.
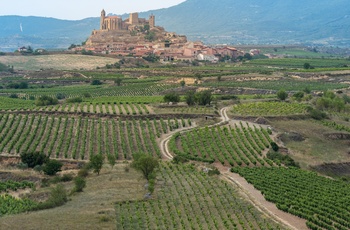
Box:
0;0;186;20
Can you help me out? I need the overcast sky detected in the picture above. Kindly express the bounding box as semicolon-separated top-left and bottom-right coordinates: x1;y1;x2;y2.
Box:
0;0;186;20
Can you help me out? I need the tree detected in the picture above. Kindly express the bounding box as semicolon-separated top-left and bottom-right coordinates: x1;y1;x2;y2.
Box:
131;154;159;180
43;160;63;176
89;154;104;175
277;89;288;101
163;92;180;103
180;80;185;88
197;90;213;105
20;152;48;168
107;154;116;169
115;77;122;86
185;90;196;106
303;63;311;69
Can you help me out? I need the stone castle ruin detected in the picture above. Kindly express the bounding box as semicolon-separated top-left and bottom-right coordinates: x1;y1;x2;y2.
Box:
99;10;155;32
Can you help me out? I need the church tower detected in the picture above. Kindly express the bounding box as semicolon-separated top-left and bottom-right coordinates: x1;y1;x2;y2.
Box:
149;14;155;28
100;9;106;30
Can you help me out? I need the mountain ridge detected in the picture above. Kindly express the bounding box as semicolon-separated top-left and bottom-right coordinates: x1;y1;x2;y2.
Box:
1;0;350;51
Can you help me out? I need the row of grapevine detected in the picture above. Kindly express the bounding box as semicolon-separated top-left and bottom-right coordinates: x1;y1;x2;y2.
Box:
3;83;176;100
115;163;285;230
0;181;34;192
0;114;191;160
0;194;37;216
22;102;152;115
232;167;350;230
169;122;272;166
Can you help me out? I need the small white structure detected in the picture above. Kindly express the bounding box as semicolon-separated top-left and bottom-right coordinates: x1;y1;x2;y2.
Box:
197;53;219;63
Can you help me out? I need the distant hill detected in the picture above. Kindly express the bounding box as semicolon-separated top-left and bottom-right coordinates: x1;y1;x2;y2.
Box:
1;0;350;51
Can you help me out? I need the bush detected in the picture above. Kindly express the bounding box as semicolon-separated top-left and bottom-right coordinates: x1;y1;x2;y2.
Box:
78;167;89;178
20;152;48;168
277;89;288;101
56;93;66;100
267;151;299;168
208;167;221;176
163;92;180;103
9;94;18;98
61;173;74;182
270;142;279;152
34;184;68;210
66;97;83;103
172;155;189;164
308;108;327;120
91;79;102;85
73;177;86;192
35;95;58;106
43;160;63;176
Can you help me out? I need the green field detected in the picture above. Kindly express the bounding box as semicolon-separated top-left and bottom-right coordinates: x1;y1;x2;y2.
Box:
232;102;307;116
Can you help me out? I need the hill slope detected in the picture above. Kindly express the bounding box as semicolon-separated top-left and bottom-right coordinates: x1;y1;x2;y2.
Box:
1;0;350;50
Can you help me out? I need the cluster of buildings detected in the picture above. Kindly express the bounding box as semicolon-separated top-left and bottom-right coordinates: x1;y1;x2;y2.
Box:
73;10;260;63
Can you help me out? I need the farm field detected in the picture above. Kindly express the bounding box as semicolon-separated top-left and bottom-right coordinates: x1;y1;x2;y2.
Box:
0;54;117;70
0;114;191;160
231;102;307;117
232;167;350;230
116;163;286;230
170;122;273;166
2;53;350;229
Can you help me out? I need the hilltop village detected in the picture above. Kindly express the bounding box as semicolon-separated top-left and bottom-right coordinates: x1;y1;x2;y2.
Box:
75;10;258;62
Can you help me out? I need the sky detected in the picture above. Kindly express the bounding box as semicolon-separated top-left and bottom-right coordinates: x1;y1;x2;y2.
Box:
0;0;186;20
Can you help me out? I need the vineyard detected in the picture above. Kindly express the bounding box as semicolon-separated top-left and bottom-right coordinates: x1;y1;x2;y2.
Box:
204;80;348;91
232;167;350;230
244;58;350;68
115;163;285;230
19;102;153;116
232;102;307;116
169;122;273;166
0;194;38;216
1;83;176;99
0;114;191;160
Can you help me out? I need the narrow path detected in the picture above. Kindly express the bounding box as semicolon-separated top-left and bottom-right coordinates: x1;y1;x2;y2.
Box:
158;106;308;230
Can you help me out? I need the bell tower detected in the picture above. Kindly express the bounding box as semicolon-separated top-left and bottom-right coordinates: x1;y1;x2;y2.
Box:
100;9;106;30
149;14;155;28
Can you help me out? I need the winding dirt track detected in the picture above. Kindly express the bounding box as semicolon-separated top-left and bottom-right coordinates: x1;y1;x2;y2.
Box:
159;107;308;230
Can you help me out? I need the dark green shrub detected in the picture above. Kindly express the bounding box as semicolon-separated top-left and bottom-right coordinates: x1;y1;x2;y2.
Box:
270;142;279;152
20;152;48;168
43;160;63;176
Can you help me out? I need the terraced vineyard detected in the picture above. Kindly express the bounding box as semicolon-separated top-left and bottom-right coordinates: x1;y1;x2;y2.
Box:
0;114;191;160
115;163;285;230
169;122;273;166
232;102;307;116
0;194;38;216
1;83;176;99
24;102;153;115
204;80;347;91
232;167;350;230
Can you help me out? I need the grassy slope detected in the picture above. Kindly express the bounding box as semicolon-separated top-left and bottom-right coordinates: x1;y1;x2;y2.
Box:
0;164;146;230
271;120;350;169
0;55;117;71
